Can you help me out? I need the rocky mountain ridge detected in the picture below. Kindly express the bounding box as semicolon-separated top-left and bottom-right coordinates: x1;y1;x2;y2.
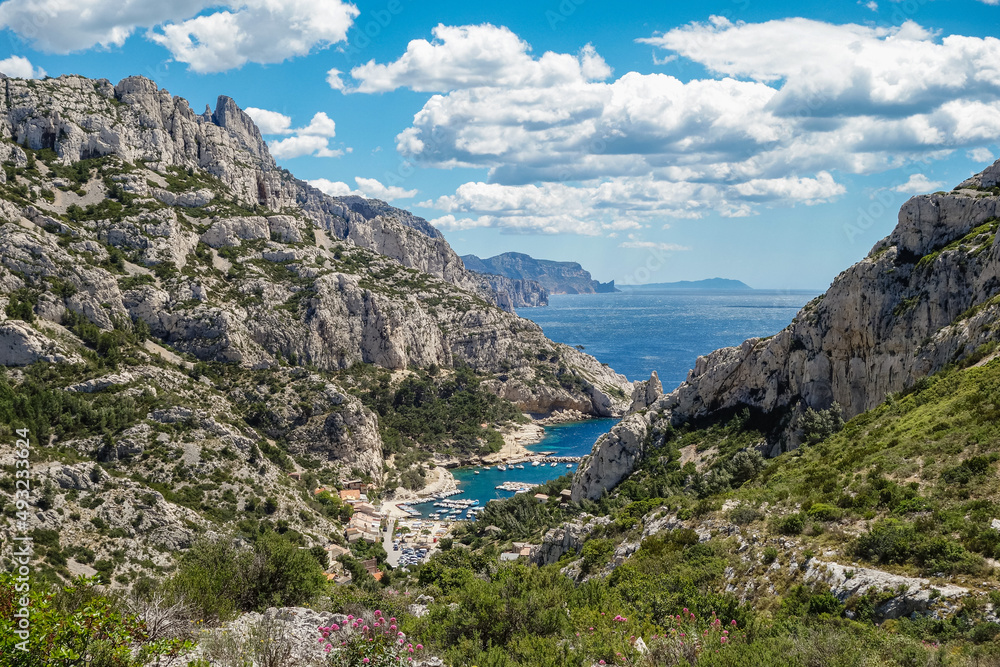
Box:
1;74;531;314
0;73;635;585
573;161;1000;501
0;73;632;413
462;251;617;295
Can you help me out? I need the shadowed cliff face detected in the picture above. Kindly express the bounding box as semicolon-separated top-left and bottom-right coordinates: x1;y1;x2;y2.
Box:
572;166;1000;501
0;73;635;419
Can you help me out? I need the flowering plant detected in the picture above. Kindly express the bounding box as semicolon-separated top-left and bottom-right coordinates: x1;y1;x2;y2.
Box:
644;609;743;664
320;610;425;667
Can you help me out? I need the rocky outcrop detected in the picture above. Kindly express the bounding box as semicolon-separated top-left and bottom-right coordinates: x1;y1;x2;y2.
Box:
573;163;1000;500
629;370;663;413
463;252;618;295
571;412;654;501
804;560;968;619
0;74;634;418
532;515;611;565
475;272;549;309
664;187;1000;425
0;321;82;366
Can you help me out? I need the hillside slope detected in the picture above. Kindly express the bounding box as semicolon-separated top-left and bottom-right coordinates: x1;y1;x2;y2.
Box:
574;163;1000;500
0;73;633;587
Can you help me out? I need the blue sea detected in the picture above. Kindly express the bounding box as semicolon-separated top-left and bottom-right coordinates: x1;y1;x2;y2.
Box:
408;288;819;516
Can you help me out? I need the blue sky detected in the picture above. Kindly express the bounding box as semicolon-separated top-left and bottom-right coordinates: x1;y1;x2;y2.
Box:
1;0;999;289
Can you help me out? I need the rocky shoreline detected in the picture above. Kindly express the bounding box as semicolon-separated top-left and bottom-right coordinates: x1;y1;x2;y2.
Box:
386;410;601;507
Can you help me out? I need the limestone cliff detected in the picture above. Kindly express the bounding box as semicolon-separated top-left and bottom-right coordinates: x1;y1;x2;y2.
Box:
0;74;633;419
572;163;1000;500
462;252;617;295
0;74;531;314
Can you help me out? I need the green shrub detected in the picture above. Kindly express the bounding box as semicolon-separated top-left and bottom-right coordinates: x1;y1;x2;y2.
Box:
167;532;327;621
580;538;615;573
806;503;842;522
773;513;805;535
0;573;188;665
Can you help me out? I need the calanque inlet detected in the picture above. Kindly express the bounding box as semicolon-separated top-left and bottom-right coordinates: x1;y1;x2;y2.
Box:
1;73;1000;666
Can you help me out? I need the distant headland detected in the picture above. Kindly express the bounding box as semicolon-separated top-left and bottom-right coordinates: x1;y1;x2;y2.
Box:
617;278;753;290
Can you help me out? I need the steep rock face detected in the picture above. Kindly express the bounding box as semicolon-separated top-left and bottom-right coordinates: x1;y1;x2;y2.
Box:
0;75;634;419
570;412;653;501
667;189;1000;424
0;74;520;313
463;252;617;294
629;370;662;413
474;273;549;309
573;166;1000;500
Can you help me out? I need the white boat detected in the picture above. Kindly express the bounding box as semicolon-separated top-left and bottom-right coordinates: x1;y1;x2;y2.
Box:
531;461;539;467
516;464;525;469
474;470;480;475
567;464;573;468
550;462;558;467
497;464;507;471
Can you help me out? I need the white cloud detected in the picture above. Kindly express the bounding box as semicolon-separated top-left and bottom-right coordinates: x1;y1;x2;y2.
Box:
270;135;343;159
326;68;347;92
977;0;998;4
347;23;610;93
422;177;797;235
299;112;337;137
367;21;1000;234
0;0;358;72
309;178;354;197
0;0;208;52
892;173;944;193
148;0;359;73
864;1;878;11
619;240;690;252
638;18;1000;119
0;55;45;78
244;107;293;135
308;177;417;201
733;172;846;204
969;147;994;162
248;109;342;159
354;177;417;200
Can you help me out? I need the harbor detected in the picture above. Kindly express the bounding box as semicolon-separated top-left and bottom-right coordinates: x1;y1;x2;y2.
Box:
405;419;615;519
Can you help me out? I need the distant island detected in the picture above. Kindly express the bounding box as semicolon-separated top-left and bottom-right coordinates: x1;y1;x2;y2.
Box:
462;252;618;295
618;278;753;290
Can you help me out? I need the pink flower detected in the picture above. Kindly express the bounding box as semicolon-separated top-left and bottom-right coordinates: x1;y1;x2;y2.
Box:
348;615;354;620
731;620;737;626
721;637;728;644
599;662;605;665
324;646;331;653
363;659;370;664
416;644;423;650
331;624;340;631
398;631;405;637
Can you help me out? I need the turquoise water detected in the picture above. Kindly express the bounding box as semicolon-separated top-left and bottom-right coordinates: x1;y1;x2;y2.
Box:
409;418;617;516
405;289;819;517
